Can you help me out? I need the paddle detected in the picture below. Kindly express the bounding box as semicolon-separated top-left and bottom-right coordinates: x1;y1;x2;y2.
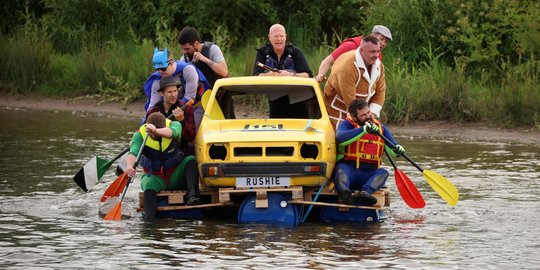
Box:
100;172;128;202
73;147;129;192
101;99;195;200
104;133;149;221
256;61;280;73
377;132;459;206
384;148;426;208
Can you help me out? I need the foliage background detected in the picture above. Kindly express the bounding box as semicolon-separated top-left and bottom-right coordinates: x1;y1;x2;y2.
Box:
1;0;538;127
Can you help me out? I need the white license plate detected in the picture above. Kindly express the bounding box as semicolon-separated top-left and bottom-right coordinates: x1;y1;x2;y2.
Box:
236;176;291;188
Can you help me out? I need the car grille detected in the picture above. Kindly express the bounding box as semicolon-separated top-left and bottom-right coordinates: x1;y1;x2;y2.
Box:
201;162;327;177
234;146;294;157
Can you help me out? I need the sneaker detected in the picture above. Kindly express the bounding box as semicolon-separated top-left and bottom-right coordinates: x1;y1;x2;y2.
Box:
186;197;203;206
353;191;377;206
338;189;354;205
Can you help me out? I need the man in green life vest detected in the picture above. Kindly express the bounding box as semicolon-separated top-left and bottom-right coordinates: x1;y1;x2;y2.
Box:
125;112;202;220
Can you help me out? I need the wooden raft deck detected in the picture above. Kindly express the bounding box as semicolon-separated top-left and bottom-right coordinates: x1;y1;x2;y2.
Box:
137;186;390;212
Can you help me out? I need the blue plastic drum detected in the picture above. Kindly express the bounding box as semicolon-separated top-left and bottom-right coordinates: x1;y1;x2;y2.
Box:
319;206;380;223
238;192;299;226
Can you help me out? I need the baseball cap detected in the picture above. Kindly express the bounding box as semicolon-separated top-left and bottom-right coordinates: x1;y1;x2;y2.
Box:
158;76;179;92
372;25;392;40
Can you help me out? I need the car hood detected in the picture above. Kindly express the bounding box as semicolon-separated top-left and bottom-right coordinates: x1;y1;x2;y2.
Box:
198;119;332;143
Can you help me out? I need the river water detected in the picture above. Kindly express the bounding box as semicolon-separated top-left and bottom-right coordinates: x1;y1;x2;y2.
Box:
0;107;538;269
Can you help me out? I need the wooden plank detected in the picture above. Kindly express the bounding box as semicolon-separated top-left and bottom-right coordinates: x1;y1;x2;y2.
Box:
157;202;231;211
288;200;383;210
292;187;304;200
218;187;303;194
136;202;232;212
167;191;185;204
219;188;233;203
255;191;268;208
219;192;230;203
304;190;338;200
384;188;391;207
372;190;385;208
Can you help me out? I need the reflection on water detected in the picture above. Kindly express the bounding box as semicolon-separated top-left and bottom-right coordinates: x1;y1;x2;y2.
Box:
0;107;539;269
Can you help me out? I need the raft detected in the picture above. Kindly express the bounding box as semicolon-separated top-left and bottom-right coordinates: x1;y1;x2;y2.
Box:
137;186;390;226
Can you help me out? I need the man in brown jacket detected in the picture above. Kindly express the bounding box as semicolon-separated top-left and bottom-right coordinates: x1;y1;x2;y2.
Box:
324;35;386;129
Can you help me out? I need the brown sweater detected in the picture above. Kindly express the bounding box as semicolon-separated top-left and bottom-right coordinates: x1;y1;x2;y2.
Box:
324;50;386;128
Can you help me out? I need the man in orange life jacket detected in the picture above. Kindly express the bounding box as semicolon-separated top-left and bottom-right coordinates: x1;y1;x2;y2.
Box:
334;99;405;205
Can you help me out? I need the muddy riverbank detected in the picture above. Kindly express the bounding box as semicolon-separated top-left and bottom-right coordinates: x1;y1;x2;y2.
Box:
1;95;538;145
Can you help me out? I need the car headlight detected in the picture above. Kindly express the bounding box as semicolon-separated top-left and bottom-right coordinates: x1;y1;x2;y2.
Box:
300;143;319;159
209;144;228;160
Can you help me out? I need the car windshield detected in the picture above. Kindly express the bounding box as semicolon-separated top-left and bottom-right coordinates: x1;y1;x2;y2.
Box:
213;84;322;120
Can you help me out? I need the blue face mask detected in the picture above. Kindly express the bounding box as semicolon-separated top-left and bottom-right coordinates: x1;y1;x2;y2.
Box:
152;47;169;70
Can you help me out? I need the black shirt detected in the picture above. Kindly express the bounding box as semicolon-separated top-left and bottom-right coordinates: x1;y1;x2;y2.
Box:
253;43;313;77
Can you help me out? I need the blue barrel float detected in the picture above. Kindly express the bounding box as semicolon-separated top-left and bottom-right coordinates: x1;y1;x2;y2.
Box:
319;201;380;223
238;192;300;226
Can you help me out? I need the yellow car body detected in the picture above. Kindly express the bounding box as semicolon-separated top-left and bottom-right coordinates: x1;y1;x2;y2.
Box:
195;76;336;188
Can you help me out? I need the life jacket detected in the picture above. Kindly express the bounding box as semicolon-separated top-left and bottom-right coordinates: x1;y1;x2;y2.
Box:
142;61;211;111
139;120;184;183
262;43;296;71
341;118;385;168
184;41;221;86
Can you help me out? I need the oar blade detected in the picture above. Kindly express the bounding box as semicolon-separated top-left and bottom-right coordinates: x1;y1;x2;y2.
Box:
73;156;111;192
394;169;426;208
423;170;459;206
100;173;128;202
104;201;123;221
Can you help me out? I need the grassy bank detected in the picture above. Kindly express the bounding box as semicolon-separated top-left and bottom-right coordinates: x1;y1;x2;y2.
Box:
0;32;538;128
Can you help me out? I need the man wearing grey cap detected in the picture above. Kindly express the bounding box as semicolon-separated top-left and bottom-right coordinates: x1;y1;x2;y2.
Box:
316;25;392;83
323;35;387;129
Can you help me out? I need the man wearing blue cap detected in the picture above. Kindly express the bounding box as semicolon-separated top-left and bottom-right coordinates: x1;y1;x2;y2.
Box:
143;48;212;131
316;25;392;83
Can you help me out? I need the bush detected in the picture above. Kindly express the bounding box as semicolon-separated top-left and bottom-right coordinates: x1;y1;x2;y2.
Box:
0;32;52;94
364;0;540;80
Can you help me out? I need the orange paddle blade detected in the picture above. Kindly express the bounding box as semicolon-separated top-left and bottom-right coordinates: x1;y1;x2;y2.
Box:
104;201;123;220
100;173;128;202
395;169;426;208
